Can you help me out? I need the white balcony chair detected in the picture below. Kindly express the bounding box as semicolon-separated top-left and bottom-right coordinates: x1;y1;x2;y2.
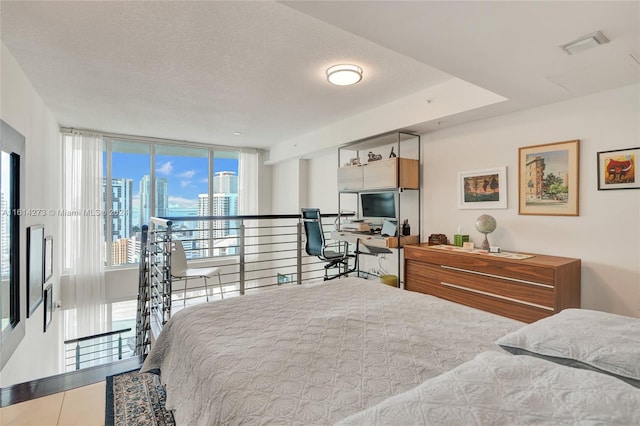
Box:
170;239;223;306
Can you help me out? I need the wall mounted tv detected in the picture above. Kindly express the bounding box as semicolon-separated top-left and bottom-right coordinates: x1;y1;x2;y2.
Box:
360;192;396;220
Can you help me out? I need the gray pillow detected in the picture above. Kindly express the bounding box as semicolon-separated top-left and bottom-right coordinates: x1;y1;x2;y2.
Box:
496;308;640;387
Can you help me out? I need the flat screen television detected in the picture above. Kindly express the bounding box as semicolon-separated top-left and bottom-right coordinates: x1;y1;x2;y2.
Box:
360;192;396;220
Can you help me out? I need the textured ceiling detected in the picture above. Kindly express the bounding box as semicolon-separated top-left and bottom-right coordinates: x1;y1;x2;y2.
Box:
0;1;451;149
1;1;639;154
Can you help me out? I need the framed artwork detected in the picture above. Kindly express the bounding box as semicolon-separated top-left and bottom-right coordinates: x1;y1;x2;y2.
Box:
44;235;53;282
597;147;640;190
458;166;507;209
518;140;580;216
44;284;53;332
27;225;44;317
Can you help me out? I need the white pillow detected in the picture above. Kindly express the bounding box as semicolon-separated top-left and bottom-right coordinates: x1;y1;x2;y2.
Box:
496;308;640;387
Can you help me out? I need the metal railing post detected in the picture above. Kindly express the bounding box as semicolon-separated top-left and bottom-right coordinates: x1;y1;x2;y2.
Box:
118;334;123;360
75;343;80;370
239;221;245;295
297;222;303;284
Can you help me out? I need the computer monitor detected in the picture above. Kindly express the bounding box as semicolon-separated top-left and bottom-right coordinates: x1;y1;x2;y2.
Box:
360;192;396;222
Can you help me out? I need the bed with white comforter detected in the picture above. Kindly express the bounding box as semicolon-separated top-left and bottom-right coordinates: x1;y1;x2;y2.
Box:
337;350;640;425
141;277;522;425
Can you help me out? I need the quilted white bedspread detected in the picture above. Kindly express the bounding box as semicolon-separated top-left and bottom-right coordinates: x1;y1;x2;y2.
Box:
337;351;640;425
141;277;522;425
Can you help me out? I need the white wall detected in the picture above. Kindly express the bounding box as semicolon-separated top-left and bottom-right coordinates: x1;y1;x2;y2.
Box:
271;158;308;214
299;84;640;317
1;44;64;386
305;152;339;211
422;84;640;317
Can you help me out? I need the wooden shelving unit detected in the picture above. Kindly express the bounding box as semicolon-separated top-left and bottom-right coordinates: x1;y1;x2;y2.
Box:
337;130;421;286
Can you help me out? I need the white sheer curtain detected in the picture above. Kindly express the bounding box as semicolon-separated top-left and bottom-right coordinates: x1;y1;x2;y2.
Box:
65;131;107;339
238;150;258;215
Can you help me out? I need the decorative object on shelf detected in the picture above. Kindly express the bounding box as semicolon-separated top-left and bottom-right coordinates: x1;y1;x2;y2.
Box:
402;219;411;236
453;225;469;247
519;140;580;216
349;157;361;166
389;146;397;158
428;234;448;245
458;166;507;209
453;234;469;247
367;151;383;162
597;147;640;190
475;214;497;250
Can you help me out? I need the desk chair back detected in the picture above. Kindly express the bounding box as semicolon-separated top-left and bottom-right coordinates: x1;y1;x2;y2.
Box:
301;208;325;257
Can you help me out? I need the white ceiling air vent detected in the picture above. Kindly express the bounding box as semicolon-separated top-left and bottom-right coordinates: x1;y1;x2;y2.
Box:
560;30;610;55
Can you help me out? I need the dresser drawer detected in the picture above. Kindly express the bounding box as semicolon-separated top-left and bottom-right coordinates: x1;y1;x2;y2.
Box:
404;245;580;323
406;260;555;309
405;275;553;323
405;247;555;285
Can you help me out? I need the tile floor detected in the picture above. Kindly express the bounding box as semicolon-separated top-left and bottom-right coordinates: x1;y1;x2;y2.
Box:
0;381;105;426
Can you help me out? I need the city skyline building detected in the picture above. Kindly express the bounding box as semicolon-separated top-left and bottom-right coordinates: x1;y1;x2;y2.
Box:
111;238;130;265
105;178;133;240
139;175;168;227
104;171;238;264
196;171;239;256
214;171;238;194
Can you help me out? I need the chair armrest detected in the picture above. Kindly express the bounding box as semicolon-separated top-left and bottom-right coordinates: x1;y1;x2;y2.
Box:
323;240;348;254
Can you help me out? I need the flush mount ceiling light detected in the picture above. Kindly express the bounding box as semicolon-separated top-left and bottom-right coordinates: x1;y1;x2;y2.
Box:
560;30;609;55
326;64;363;86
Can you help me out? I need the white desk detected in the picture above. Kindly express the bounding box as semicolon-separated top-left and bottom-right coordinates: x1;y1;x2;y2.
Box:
331;230;419;249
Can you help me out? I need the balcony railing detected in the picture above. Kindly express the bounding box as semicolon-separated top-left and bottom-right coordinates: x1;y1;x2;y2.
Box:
63;327;133;371
135;213;352;356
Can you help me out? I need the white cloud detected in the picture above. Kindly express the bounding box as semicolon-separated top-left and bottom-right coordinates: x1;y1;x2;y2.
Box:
167;196;198;208
156;161;173;175
178;170;196;179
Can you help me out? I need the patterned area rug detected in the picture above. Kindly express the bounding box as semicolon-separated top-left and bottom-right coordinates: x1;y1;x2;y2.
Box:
106;370;175;426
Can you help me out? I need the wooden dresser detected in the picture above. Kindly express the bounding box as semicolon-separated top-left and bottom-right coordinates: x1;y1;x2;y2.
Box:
404;244;581;323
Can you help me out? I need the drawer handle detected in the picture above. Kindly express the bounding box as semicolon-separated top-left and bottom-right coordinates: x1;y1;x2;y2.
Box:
440;265;553;289
440;281;554;311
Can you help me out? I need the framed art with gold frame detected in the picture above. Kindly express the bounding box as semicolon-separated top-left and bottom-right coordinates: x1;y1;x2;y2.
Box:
518;140;579;216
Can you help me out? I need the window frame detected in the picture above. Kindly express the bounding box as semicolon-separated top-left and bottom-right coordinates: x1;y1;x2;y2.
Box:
62;131;250;269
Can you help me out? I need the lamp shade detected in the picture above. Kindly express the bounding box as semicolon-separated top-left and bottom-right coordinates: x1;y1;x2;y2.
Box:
326;64;363;86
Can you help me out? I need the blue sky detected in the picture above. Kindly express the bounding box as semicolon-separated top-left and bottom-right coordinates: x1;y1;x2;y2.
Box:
109;153;238;209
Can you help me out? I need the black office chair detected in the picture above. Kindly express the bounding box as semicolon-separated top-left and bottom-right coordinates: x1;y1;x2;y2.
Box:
301;208;355;280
